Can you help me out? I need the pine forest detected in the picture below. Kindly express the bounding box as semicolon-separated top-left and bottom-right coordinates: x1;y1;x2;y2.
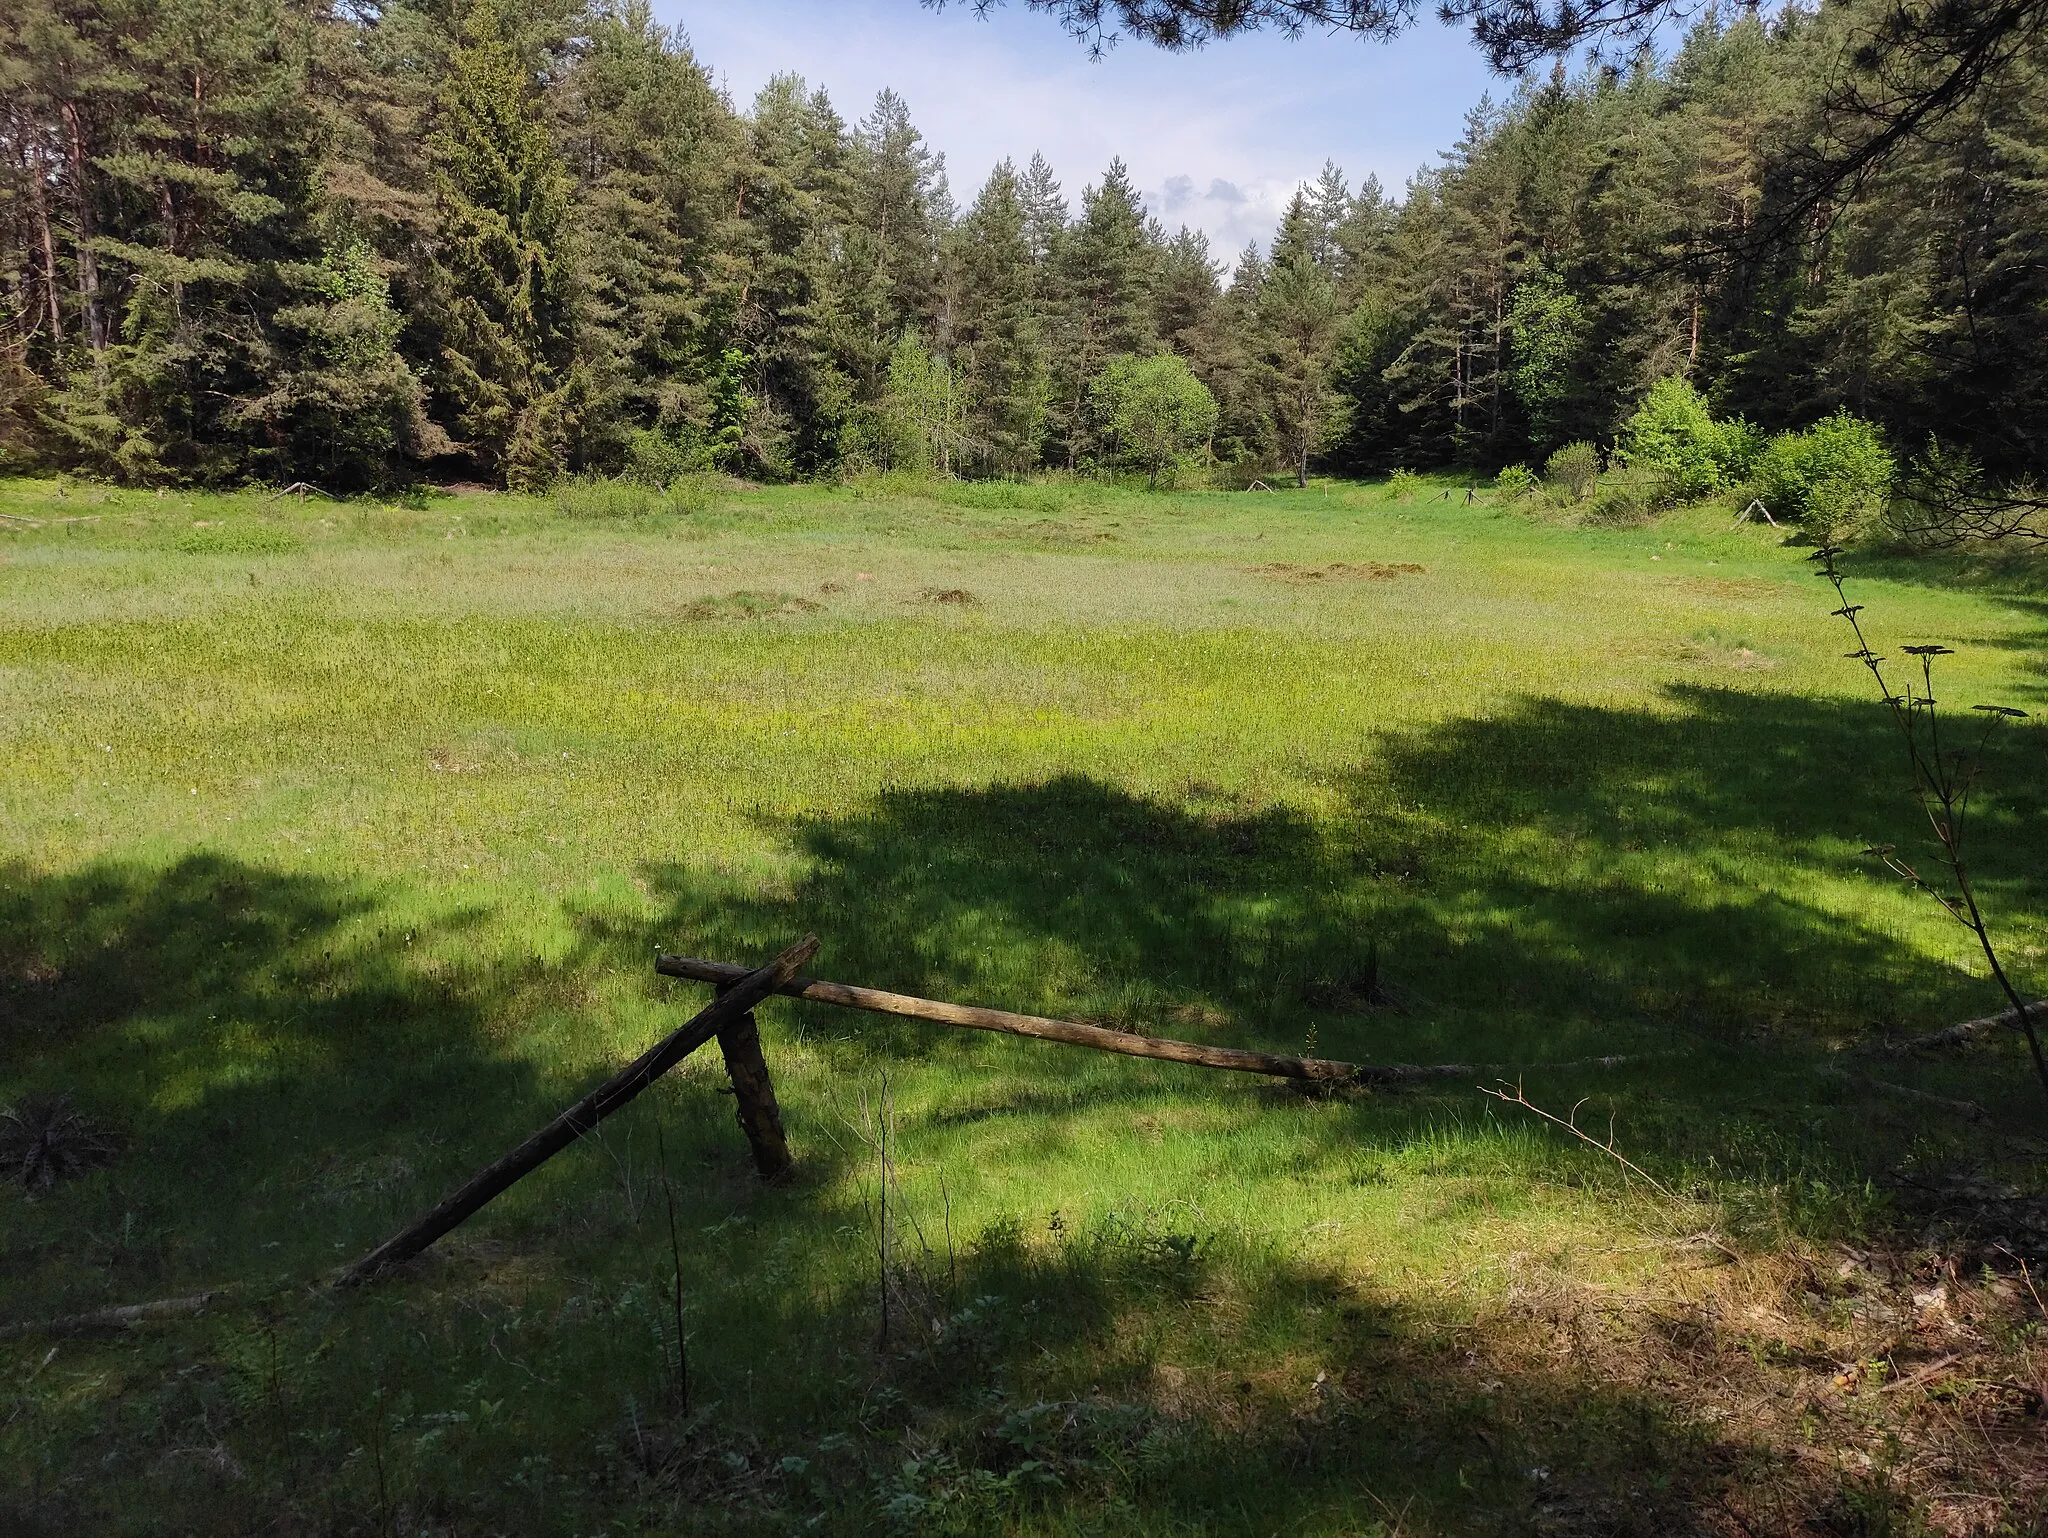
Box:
4;0;2044;501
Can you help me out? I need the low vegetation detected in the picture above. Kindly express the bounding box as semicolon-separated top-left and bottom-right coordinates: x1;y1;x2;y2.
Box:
2;472;2044;1534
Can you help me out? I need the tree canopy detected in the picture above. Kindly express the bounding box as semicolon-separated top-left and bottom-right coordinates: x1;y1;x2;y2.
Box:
1;0;2043;500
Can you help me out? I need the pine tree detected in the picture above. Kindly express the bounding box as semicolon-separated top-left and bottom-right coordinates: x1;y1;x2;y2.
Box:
1046;157;1157;466
427;0;578;488
947;160;1046;473
1018;152;1068;266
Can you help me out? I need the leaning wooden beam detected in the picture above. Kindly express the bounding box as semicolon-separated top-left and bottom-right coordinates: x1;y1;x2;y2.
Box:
657;954;1375;1082
336;936;818;1288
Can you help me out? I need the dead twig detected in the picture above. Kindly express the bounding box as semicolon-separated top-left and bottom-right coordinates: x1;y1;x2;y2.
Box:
1481;1078;1680;1203
1821;1065;1989;1122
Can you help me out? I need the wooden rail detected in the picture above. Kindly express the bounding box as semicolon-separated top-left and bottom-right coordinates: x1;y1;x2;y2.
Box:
655;954;1398;1082
335;937;816;1287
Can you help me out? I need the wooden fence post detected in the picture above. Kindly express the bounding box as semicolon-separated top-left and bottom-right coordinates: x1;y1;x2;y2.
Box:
715;990;793;1181
334;936;817;1287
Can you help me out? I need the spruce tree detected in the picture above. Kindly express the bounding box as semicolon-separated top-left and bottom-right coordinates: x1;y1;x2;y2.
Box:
1256;245;1345;485
427;0;577;489
1046;157;1157;466
947;160;1046;473
557;1;743;464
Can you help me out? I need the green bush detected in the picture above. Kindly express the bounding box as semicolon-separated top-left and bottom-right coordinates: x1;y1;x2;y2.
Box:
1751;411;1895;541
1494;464;1538;502
1544;440;1600;503
1616;377;1760;501
1583;468;1657;527
1386;467;1421;500
1090;353;1218;488
622;428;709;489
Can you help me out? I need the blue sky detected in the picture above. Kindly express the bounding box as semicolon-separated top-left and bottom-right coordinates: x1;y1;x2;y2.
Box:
657;0;1504;259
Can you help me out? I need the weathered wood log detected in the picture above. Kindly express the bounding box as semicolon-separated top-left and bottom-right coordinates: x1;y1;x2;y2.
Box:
0;1290;221;1340
1860;999;2048;1058
657;954;1371;1081
1821;1065;1990;1123
715;996;792;1181
336;936;817;1288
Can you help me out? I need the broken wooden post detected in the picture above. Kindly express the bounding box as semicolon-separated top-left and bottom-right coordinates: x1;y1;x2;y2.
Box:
335;935;818;1287
715;987;793;1180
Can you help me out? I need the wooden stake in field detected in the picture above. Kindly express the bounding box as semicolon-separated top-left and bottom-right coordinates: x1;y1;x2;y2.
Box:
335;936;817;1287
715;989;793;1180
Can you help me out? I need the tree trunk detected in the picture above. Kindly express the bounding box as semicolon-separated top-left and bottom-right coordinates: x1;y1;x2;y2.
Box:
59;101;104;357
23;144;64;342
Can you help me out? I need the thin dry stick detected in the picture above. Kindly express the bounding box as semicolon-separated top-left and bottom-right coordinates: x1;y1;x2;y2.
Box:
655;1124;688;1415
1481;1079;1679;1202
1813;545;2048;1104
871;1080;891;1349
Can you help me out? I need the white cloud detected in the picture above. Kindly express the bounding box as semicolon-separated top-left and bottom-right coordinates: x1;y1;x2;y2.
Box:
666;0;1495;253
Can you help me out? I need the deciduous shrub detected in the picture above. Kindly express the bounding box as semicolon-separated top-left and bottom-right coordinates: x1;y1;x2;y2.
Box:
1544;440;1600;503
1752;411;1895;542
1387;467;1421;500
1494;464;1538;501
1091;353;1218;488
1615;377;1761;501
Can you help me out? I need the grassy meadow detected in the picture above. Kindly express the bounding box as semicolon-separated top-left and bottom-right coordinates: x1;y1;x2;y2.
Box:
3;472;2046;1535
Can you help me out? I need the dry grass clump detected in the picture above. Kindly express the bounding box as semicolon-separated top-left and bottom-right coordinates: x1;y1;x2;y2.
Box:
678;589;822;622
1246;561;1424;582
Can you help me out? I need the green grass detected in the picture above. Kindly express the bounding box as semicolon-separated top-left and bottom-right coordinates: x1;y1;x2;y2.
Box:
2;473;2044;1534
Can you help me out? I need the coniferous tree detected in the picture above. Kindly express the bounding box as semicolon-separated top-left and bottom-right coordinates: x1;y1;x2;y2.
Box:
947;160;1046;472
427;0;578;488
558;1;742;464
1046;157;1156;466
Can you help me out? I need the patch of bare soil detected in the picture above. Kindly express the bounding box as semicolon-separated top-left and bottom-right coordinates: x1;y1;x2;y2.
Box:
1465;1227;2048;1534
1676;641;1777;670
918;587;981;606
678;590;822;622
1247;561;1426;583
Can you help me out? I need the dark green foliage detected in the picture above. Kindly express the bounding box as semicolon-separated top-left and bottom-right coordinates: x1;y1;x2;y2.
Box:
0;0;2044;493
427;0;578;490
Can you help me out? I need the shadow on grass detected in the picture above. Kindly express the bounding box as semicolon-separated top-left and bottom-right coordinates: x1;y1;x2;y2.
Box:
610;683;2047;1116
0;855;591;1315
5;677;2045;1534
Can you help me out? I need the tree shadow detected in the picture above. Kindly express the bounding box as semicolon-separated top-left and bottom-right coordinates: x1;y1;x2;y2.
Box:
0;855;574;1315
603;682;2046;1122
7;676;2046;1533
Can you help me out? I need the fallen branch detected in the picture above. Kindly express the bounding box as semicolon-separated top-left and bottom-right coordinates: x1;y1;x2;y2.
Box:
1860;999;2048;1058
661;955;1367;1081
336;936;817;1287
0;1290;221;1340
1821;1066;1989;1123
1480;1079;1681;1203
